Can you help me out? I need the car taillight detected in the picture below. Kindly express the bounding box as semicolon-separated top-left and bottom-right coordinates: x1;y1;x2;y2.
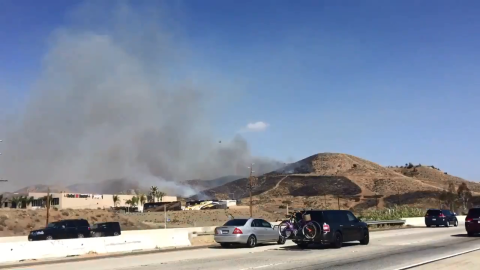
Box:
233;228;243;234
88;227;90;230
214;227;219;235
323;223;330;233
466;217;473;222
439;213;445;218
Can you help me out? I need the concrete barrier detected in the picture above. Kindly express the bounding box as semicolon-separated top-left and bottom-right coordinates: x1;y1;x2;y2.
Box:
402;216;466;227
0;230;192;264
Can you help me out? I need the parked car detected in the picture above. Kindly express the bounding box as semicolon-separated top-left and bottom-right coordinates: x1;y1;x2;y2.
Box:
424;209;458;227
465;208;480;236
214;218;286;248
91;222;121;237
28;219;91;241
292;210;369;249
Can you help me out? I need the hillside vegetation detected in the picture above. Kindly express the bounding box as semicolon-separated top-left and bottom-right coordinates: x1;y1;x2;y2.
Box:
194;153;480;212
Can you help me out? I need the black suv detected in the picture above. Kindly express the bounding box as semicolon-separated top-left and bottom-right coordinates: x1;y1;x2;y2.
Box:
425;209;458;227
28;219;91;241
91;222;121;237
292;210;369;249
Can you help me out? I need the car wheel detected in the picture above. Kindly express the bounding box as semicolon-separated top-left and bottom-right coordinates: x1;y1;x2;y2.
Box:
277;236;286;245
46;235;53;240
331;232;343;249
445;221;450;227
220;243;231;248
246;235;257;248
296;243;309;249
454;220;458;227
359;230;369;245
113;232;120;236
77;233;85;238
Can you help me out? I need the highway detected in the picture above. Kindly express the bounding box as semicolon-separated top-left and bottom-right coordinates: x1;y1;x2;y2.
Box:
4;225;480;270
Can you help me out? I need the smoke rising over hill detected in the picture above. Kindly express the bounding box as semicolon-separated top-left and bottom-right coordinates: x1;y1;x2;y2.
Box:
0;2;282;196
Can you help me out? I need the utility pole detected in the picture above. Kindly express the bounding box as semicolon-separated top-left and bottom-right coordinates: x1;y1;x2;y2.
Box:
46;187;50;227
247;163;254;217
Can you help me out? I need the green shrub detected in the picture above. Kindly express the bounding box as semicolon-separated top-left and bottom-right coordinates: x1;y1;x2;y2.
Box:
357;205;424;221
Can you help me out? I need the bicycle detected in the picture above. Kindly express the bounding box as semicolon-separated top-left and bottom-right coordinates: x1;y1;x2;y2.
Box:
278;211;320;240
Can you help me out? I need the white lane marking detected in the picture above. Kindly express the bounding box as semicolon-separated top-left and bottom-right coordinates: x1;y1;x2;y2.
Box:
392;247;480;270
238;263;285;270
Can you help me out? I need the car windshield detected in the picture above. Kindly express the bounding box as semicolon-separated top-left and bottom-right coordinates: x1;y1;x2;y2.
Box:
223;219;248;226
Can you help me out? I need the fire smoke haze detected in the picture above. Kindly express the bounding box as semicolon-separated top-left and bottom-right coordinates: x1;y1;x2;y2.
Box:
0;1;282;196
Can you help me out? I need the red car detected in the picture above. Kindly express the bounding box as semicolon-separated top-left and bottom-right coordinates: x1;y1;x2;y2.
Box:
465;208;480;236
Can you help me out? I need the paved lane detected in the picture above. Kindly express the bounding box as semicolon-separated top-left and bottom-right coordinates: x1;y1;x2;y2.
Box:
411;250;480;269
5;226;480;270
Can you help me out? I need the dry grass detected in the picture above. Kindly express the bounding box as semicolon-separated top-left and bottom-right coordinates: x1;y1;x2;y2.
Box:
126;208;286;227
0;208;151;237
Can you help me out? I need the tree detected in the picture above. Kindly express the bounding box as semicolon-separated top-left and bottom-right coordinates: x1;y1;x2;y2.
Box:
19;196;34;208
155;191;166;202
11;197;21;208
113;195;120;207
446;182;457;210
131;196;139;207
42;195;53;207
139;194;147;206
457;183;472;211
150;186;158;202
125;199;132;207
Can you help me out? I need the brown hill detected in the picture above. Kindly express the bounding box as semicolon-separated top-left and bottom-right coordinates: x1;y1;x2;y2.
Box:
388;165;480;193
14;184;69;194
193;153;480;211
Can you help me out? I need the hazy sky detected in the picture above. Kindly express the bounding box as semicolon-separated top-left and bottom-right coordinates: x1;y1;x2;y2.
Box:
1;0;479;186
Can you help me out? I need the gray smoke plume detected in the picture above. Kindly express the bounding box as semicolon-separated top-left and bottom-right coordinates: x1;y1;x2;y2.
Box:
0;1;282;197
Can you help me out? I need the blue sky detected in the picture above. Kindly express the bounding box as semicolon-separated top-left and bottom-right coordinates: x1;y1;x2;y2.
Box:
1;0;480;180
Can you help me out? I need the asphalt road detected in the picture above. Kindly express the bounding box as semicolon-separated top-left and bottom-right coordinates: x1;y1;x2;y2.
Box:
5;225;480;270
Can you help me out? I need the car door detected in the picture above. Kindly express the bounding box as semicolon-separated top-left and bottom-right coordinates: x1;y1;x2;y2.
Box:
251;219;265;242
346;211;362;241
260;219;277;242
56;222;68;239
336;211;353;242
65;221;77;239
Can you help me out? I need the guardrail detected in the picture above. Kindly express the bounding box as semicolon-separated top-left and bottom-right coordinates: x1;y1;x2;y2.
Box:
272;220;406;229
365;220;406;226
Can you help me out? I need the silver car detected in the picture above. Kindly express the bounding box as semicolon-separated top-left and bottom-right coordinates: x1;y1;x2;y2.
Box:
214;218;286;248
